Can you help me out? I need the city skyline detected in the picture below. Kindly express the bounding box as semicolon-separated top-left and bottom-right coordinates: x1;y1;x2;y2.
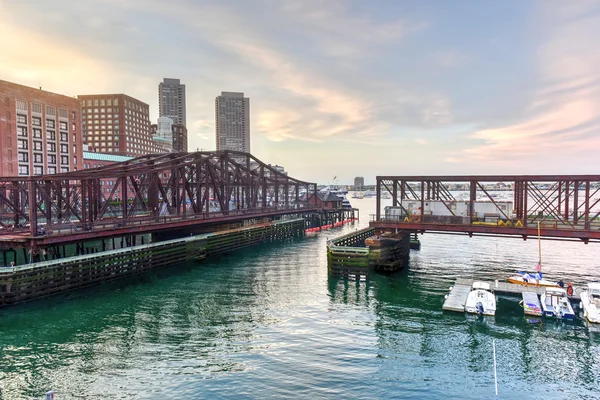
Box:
1;1;599;183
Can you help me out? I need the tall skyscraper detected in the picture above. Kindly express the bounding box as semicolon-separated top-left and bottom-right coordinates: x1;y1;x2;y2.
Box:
78;93;162;157
0;79;84;176
215;91;250;153
158;78;186;126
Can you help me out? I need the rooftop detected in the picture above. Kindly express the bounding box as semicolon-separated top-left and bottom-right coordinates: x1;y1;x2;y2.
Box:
83;152;133;163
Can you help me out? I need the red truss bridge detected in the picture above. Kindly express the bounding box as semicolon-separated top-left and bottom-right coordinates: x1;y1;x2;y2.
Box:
371;175;600;243
0;151;319;248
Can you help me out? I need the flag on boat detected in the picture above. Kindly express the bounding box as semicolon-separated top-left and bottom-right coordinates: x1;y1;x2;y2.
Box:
536;262;541;272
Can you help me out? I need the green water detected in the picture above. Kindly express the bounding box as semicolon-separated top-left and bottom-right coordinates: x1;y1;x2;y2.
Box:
1;198;600;399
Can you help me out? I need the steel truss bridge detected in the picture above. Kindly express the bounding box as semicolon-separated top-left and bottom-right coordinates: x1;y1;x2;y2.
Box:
372;175;600;243
0;151;319;248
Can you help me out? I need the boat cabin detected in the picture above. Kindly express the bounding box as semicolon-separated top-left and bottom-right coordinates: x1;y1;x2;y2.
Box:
588;283;600;298
544;287;567;307
472;282;491;291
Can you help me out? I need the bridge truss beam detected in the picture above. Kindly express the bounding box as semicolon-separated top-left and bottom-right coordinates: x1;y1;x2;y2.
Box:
374;175;600;242
0;151;318;239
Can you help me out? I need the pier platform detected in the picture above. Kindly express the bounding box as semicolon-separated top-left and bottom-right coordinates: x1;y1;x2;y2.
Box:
442;278;581;313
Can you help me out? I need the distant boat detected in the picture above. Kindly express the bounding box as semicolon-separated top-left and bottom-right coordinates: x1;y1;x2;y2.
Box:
540;287;575;320
580;282;600;323
464;281;497;316
364;190;377;198
351;191;365;199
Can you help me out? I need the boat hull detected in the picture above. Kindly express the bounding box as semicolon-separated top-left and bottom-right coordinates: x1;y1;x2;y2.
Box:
540;292;575;320
580;292;600;324
464;289;496;316
508;276;558;287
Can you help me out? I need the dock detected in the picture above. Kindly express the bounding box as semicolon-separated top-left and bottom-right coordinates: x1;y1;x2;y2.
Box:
442;278;581;313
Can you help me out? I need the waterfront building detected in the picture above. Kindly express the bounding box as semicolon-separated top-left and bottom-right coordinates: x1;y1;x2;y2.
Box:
354;177;365;190
158;78;186;126
152;116;174;152
78;93;163;157
0;79;84;176
215;91;250;153
150;120;188;152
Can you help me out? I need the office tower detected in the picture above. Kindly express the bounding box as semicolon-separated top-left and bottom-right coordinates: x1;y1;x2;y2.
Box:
215;92;250;153
159;78;186;126
0;79;84;176
78;93;162;157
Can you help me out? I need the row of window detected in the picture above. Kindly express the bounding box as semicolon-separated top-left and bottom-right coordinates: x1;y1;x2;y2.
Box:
82;98;119;107
18;165;69;175
17;114;74;132
15;104;74;119
17;139;70;153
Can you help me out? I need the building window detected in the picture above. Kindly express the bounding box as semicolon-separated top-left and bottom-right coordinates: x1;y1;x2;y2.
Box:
32;116;42;126
59;121;68;130
86;100;92;107
59;109;68;119
61;167;69;173
60;155;69;165
16;100;27;111
33;166;43;175
31;103;42;114
60;132;68;142
46;106;56;116
46;119;55;128
16;114;27;124
48;166;57;174
18;165;29;175
18;152;28;162
48;143;56;152
17;139;28;149
17;126;27;137
48;154;57;164
33;128;42;139
33;141;43;151
60;144;68;153
34;153;43;163
47;130;56;141
72;111;76;120
72;123;76;132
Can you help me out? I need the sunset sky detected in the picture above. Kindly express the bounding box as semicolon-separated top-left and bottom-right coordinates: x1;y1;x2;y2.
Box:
1;0;599;184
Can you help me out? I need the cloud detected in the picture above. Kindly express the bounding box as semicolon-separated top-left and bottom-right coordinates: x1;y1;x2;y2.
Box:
450;1;600;170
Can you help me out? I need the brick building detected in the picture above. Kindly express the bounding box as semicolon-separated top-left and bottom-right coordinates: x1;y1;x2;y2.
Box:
78;93;163;157
0;79;84;177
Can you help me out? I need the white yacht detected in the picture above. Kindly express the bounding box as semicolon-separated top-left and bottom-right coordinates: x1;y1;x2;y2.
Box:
464;281;497;316
580;282;600;323
540;287;575;320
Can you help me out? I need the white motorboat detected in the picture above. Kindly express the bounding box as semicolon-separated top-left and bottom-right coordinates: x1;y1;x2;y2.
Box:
580;282;600;323
540;287;575;320
464;281;497;316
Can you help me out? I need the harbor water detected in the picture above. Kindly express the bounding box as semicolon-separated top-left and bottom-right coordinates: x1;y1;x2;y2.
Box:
1;197;600;399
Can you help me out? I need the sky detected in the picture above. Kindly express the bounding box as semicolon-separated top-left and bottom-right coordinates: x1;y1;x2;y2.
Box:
1;0;600;184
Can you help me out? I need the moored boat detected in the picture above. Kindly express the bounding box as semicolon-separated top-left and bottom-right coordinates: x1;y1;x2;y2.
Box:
464;281;496;316
540;287;575;320
508;271;558;287
580;282;600;323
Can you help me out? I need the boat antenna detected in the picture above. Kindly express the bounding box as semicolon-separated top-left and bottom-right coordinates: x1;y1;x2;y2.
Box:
493;339;498;398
